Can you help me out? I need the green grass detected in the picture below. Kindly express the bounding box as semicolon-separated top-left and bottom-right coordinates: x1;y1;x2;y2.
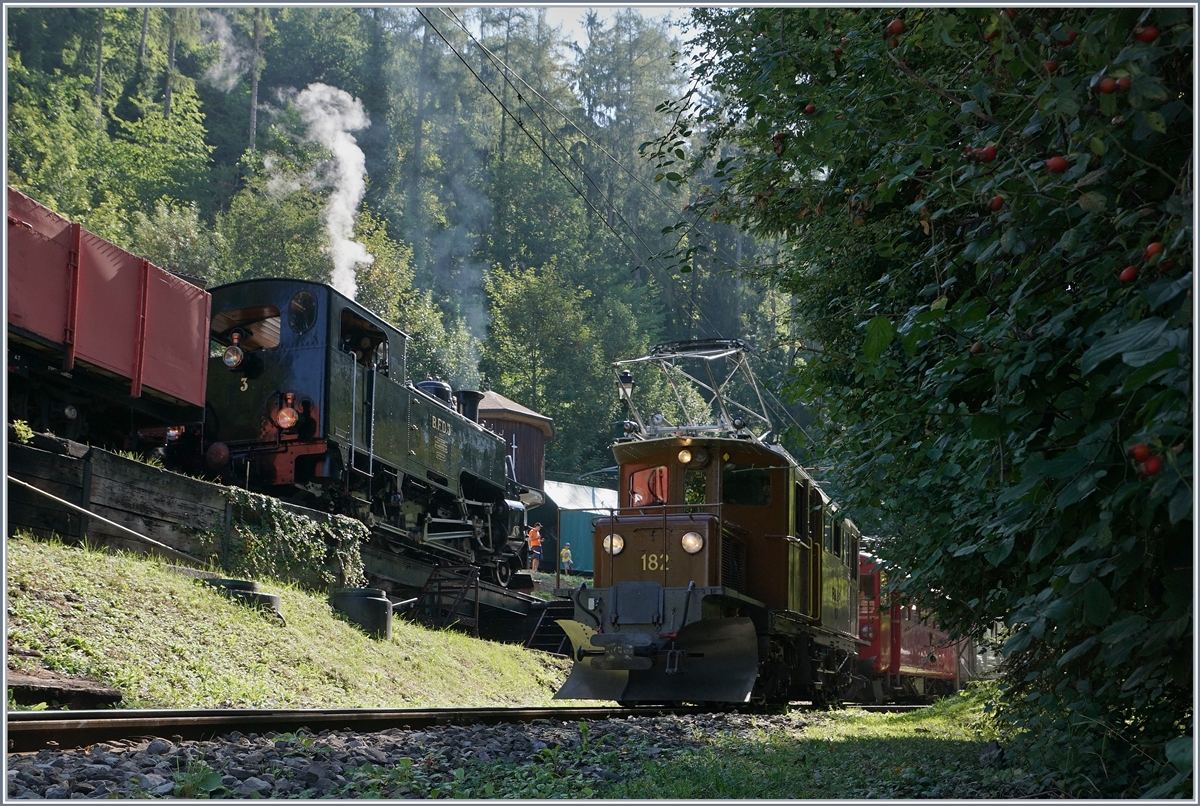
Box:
6;533;571;709
606;695;1029;799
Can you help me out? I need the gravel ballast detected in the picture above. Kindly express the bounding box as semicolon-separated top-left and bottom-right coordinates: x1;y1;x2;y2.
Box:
7;710;813;799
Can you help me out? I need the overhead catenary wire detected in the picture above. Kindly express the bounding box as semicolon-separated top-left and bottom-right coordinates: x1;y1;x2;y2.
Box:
427;8;733;339
441;8;760;319
416;12;664;288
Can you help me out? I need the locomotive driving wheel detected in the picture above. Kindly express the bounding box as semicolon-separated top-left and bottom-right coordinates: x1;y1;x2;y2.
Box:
490;561;513;588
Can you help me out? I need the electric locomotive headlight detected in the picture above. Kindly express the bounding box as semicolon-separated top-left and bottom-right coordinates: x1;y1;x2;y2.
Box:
861;624;876;640
680;531;705;554
222;332;245;369
602;533;625;555
678;449;692;464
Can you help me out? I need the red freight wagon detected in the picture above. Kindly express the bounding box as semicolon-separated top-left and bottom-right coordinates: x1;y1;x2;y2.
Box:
7;187;210;445
853;552;961;702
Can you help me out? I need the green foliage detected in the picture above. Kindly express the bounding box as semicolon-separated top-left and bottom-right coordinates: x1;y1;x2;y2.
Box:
127;199;229;282
656;7;1192;797
213;487;368;590
480;261;612;475
173;760;223;799
10;419;36;445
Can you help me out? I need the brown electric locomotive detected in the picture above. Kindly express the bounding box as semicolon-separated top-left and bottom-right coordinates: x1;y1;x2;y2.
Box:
554;339;862;705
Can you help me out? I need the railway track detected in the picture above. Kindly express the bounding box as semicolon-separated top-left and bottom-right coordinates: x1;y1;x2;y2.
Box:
8;703;925;754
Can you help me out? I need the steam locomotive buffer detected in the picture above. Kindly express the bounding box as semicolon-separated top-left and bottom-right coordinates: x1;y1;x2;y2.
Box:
554;340;863;706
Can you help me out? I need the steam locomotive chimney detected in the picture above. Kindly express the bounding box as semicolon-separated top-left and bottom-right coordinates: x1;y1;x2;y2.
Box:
454;389;485;423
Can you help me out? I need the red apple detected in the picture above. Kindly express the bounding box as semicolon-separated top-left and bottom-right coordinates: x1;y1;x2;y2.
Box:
970;341;985;355
1116;76;1131;92
887;18;906;36
1134;26;1160;43
988;195;1004;211
1120;265;1139;283
1098;77;1117;93
805;104;817;115
1044;60;1058;73
1060;30;1079;44
1045;156;1069;173
1142;456;1163;476
1144;241;1163;261
1130;443;1152;462
978;145;997;163
832;47;843;55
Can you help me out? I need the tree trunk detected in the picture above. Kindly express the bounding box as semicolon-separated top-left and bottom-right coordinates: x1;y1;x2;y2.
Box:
249;9;263;150
138;8;149;70
94;9;104;118
165;10;177;118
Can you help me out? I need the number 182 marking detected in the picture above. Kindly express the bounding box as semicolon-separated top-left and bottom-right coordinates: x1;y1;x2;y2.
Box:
641;552;670;572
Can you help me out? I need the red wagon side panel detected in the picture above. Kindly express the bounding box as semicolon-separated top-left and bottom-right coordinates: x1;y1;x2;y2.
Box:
7;187;209;409
6;188;74;347
143;269;210;406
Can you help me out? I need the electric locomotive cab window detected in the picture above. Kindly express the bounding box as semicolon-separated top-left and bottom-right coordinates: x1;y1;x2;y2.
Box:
684;469;707;510
628;465;668;506
211;306;282;352
723;463;771;506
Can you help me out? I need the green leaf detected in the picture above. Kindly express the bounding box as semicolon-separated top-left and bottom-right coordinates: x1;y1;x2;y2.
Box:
1080;317;1170;375
1077;191;1106;213
863;316;895;362
1166;737;1193;774
970;413;1006;439
1169;485;1192;524
199;771;223;792
1145;111;1167;133
1056;635;1098;666
1083;580;1114;626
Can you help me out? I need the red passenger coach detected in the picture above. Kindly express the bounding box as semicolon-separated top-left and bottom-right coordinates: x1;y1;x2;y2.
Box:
854;552;960;702
7;188;210;445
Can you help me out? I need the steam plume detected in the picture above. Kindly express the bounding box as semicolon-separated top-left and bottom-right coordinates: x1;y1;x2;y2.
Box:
201;11;251;93
294;83;373;299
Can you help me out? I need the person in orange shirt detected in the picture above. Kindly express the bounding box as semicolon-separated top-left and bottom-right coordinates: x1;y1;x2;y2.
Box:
528;523;543;572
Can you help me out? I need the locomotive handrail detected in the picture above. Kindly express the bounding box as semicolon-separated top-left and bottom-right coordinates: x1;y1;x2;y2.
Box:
7;475;207;569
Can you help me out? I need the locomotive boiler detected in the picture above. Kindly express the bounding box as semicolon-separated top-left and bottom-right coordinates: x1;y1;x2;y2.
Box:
554;339;862;705
196;278;528;585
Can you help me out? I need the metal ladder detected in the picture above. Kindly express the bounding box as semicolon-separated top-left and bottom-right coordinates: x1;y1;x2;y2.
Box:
410;566;481;636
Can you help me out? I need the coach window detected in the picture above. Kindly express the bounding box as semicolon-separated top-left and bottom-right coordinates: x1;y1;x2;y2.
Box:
833;519;843;559
629;466;668;507
794;482;809;541
211;306;282;352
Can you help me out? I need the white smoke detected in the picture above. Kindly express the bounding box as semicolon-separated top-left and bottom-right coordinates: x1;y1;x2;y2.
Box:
294;83;373;299
201;10;251;93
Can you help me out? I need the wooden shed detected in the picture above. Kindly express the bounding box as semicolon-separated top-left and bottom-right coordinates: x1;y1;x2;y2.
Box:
478;391;554;490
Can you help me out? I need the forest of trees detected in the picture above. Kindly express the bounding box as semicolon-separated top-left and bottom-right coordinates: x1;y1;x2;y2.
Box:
6;6;800;480
7;7;1192;797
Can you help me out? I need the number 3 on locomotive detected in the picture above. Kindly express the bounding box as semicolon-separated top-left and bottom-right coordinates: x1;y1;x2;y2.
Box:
641;552;669;571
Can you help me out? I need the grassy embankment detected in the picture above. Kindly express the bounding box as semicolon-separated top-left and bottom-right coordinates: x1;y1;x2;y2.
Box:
6;533;570;709
7;534;1034;798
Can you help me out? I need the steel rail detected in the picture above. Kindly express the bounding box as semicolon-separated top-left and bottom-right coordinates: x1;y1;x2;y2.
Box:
7;703;924;753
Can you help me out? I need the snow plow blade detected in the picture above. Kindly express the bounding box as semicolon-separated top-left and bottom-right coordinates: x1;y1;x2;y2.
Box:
553;617;759;704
